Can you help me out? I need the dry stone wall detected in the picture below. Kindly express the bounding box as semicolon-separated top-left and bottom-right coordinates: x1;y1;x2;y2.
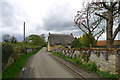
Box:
3;48;38;71
52;48;120;74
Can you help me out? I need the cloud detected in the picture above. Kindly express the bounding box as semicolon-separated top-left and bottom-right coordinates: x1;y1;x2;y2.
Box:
1;1;28;41
3;0;118;42
2;2;16;28
41;2;82;36
1;1;28;34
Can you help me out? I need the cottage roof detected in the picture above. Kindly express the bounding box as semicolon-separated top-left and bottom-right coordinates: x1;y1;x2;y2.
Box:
48;33;74;46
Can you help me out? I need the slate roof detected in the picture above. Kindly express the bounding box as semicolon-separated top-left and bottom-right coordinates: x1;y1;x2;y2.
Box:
48;33;74;46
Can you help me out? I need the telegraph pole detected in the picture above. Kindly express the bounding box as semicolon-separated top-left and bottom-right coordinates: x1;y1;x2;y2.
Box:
24;22;25;42
23;22;27;54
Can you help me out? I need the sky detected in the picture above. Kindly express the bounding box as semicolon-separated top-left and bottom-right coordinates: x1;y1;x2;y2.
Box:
0;0;120;42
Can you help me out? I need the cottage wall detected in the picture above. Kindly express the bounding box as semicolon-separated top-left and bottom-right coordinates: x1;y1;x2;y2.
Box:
48;42;50;51
48;44;63;51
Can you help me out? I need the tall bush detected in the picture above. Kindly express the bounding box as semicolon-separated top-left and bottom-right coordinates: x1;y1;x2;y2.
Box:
2;43;14;68
71;38;82;48
79;33;97;47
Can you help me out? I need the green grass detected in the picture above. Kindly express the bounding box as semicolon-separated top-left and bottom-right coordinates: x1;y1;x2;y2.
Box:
2;48;41;78
53;52;119;78
96;70;119;78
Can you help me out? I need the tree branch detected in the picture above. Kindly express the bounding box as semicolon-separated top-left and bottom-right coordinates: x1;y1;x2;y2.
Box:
113;24;120;40
96;29;105;41
91;18;103;32
81;23;91;33
94;28;105;37
112;2;118;8
113;10;120;16
76;25;88;34
102;2;111;10
113;2;120;16
74;18;88;34
95;13;108;20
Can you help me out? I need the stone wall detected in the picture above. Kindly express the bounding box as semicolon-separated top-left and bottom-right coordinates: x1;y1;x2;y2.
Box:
3;48;38;71
89;51;118;74
53;48;120;74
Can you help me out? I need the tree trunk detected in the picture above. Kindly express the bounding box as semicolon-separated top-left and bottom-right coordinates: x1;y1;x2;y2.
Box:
106;11;114;48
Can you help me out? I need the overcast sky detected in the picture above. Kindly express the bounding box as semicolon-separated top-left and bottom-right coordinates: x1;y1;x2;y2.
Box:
0;0;119;42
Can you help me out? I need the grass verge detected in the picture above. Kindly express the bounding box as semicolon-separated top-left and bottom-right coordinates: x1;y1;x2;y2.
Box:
2;48;41;78
52;52;119;78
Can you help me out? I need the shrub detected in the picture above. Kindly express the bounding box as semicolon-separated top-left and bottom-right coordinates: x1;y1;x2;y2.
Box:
2;43;14;68
74;59;82;65
2;48;41;78
83;62;97;72
20;46;27;53
79;33;97;47
71;38;82;48
97;71;119;78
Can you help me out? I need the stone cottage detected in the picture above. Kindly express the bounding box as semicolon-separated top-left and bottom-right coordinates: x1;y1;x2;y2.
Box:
48;33;74;51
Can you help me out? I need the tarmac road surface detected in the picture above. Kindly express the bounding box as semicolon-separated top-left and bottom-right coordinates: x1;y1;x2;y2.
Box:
20;47;82;78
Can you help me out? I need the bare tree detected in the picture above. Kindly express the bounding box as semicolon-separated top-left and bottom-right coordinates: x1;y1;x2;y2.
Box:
90;1;120;48
74;2;105;41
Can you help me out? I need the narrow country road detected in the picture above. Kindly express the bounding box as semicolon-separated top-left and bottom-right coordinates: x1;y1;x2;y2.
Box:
19;47;82;78
20;47;84;78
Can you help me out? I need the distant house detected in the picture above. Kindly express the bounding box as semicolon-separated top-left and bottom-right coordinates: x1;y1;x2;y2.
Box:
97;40;120;46
97;40;106;46
48;33;74;51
